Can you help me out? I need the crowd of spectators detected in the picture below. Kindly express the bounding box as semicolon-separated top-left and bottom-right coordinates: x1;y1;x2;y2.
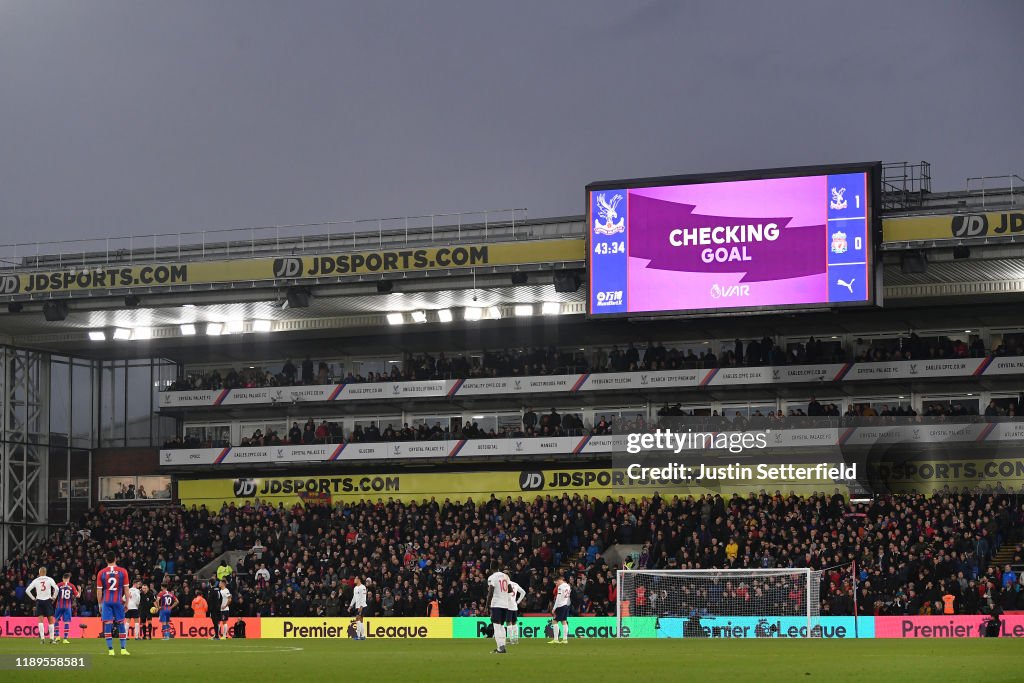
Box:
164;331;1014;393
2;490;1022;619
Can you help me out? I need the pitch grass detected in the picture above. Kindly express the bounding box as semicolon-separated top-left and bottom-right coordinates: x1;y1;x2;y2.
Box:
0;638;1022;682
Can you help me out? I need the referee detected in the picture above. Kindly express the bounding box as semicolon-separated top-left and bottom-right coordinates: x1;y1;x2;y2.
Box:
138;583;156;640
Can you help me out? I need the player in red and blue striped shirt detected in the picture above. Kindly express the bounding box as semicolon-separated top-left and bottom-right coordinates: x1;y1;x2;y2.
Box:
156;585;179;640
54;574;79;644
95;553;131;656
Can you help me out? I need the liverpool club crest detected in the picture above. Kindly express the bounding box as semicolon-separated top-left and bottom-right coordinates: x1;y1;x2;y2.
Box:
830;230;848;254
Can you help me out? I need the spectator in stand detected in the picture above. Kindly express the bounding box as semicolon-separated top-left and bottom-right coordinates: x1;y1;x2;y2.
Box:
302;420;316;444
523;407;537;432
302;357;314;385
807;397;824;417
288;422;302;444
282;359;297;385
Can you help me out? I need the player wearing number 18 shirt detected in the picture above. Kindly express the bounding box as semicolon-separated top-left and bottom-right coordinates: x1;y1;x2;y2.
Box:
55;574;80;643
485;560;511;654
96;552;131;656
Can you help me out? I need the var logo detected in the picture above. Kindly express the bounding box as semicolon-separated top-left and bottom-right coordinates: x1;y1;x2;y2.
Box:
273;258;303;278
519;471;545;491
233;478;257;497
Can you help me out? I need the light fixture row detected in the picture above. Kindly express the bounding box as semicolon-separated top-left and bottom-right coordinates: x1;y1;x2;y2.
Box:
387;303;561;325
88;319;274;341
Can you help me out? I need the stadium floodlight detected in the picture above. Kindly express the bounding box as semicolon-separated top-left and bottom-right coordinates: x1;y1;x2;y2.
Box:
88;330;106;342
252;319;272;332
225;319;245;334
617;568;823;638
436;309;453;323
541;302;561;315
386;312;405;325
487;306;502;320
133;326;153;340
112;328;132;340
179;324;197;336
410;310;427;324
464;307;483;322
514;304;533;317
206;322;224;336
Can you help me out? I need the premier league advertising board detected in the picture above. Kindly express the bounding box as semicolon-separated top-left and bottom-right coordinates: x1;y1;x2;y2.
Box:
587;163;881;317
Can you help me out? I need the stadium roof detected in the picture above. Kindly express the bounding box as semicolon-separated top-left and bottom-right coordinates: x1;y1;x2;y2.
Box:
1;171;1023;360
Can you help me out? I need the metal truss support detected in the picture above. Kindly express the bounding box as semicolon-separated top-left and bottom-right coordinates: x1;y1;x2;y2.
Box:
1;346;49;563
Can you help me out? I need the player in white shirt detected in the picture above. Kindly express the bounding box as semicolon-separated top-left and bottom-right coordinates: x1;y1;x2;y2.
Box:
349;577;368;640
505;577;526;644
26;567;59;643
550;576;571;644
217;579;232;640
485;560;511;654
126;581;142;639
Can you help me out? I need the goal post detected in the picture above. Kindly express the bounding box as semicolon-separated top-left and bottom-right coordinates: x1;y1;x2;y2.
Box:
616;568;823;639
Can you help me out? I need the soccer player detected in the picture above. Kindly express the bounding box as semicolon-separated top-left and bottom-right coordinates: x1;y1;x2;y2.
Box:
96;552;131;656
349;576;367;640
54;573;80;643
126;580;142;640
485;560;511;654
506;577;526;644
156;583;179;640
217;579;232;640
26;567;59;644
550;575;571;645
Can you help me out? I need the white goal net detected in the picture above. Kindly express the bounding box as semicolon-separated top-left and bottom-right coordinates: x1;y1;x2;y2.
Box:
616;569;823;638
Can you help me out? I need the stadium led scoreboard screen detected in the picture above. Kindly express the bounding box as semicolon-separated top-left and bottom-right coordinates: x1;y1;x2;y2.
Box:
586;163;882;317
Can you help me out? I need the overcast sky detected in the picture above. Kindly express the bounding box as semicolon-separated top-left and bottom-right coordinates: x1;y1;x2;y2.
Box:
1;0;1022;244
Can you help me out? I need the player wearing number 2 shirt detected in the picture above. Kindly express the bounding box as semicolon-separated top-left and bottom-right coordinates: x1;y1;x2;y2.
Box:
96;553;131;656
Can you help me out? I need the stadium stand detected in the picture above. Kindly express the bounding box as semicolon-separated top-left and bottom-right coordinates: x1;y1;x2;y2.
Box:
163;331;1001;392
2;492;1022;618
